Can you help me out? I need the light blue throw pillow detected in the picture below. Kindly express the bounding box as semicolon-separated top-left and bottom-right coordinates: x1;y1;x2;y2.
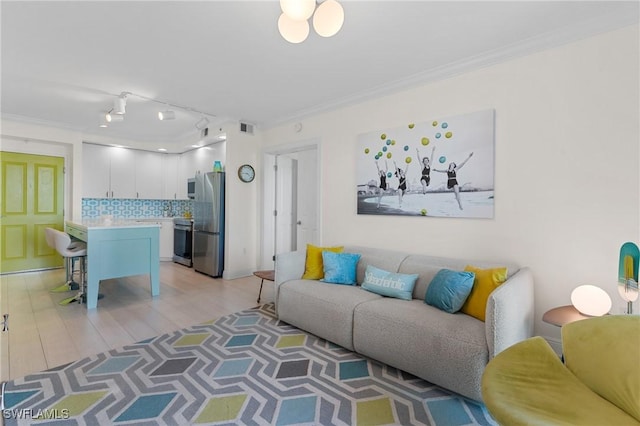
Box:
424;269;475;313
361;265;418;300
321;251;361;285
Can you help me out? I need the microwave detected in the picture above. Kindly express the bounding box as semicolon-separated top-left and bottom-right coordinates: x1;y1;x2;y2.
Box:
187;178;196;199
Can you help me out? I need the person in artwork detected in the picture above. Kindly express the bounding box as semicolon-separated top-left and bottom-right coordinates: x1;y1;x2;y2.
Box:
434;152;474;210
416;146;436;194
393;160;410;208
375;160;389;208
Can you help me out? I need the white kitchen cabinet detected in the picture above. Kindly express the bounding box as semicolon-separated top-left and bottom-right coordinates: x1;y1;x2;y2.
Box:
177;153;194;199
163;155;180;199
82;143;111;198
135;151;163;199
159;220;174;261
83;144;135;198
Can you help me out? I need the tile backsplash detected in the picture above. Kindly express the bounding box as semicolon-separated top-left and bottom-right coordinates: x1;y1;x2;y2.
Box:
82;198;192;219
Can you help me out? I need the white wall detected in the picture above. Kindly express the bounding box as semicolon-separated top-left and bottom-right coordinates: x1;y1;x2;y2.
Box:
261;25;640;342
222;124;262;279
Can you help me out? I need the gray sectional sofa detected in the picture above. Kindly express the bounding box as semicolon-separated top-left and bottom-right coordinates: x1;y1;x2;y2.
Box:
274;245;534;402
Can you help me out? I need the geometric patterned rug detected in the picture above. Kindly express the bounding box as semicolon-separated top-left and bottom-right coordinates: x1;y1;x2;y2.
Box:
1;304;496;425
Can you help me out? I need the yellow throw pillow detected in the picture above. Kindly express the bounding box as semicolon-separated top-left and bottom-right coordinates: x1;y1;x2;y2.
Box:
461;265;508;321
301;244;344;280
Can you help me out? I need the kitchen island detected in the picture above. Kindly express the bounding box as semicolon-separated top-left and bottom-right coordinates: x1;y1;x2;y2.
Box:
65;219;160;309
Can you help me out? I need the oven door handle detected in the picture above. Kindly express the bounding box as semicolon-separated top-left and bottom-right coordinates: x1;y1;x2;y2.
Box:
174;225;192;231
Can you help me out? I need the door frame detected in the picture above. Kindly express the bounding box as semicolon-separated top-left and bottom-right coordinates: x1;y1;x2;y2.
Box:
261;139;321;270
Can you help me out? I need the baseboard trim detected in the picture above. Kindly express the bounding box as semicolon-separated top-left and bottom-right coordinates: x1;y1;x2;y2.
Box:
223;269;254;280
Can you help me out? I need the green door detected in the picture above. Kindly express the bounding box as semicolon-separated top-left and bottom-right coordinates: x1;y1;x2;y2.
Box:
0;152;64;273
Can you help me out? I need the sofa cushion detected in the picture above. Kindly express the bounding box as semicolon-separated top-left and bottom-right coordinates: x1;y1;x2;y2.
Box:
361;265;418;300
398;254;520;301
353;298;488;401
461;265;508;321
302;244;343;280
277;279;382;351
425;269;475;313
321;251;361;285
343;246;409;284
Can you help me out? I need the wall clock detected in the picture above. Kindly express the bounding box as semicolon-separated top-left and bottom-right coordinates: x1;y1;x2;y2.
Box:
238;164;255;183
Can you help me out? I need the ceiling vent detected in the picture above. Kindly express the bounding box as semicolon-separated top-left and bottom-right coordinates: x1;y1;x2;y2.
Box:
240;122;254;135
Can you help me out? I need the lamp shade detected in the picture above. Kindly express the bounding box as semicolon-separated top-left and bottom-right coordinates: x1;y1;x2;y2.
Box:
280;0;315;21
278;13;309;43
571;285;612;316
313;0;344;37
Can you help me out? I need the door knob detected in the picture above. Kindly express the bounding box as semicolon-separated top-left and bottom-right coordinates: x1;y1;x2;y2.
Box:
296;221;302;225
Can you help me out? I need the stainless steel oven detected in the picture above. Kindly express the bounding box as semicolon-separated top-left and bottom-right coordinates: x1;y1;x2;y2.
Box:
173;218;193;267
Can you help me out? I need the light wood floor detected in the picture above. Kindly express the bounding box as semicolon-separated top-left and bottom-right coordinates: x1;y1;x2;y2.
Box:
0;262;275;382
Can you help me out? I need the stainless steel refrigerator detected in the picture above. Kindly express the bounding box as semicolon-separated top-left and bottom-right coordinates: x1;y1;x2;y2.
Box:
193;172;225;277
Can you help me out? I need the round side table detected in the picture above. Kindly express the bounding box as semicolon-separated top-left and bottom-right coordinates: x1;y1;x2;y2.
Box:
253;270;275;304
542;305;592;327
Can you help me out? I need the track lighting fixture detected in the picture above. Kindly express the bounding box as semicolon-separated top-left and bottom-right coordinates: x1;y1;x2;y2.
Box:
195;117;210;130
106;111;124;123
158;110;175;120
112;94;127;115
98;91;216;129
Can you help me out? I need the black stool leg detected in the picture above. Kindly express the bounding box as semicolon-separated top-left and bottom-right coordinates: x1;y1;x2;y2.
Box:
257;279;264;303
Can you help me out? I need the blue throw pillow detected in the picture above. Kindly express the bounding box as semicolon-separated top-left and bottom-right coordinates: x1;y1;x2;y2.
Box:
361;265;418;300
424;269;475;313
321;251;361;285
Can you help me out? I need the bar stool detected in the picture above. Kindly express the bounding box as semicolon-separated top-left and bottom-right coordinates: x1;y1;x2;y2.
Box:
49;228;87;305
45;227;81;292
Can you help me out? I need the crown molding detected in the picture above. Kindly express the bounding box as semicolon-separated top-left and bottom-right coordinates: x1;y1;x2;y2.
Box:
265;8;639;129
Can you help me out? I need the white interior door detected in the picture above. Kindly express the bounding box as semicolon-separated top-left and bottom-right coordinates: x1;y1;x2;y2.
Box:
275;155;296;255
262;143;319;269
295;149;318;249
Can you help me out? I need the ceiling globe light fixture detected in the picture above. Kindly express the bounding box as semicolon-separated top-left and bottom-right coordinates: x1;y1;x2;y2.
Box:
158;110;175;120
280;0;316;21
278;0;344;44
278;13;310;44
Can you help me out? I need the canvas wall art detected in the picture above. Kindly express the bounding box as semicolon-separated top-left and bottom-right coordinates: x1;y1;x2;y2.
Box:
357;109;495;218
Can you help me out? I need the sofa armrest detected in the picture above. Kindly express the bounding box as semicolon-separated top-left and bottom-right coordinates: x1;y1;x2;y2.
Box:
274;250;306;307
485;267;534;358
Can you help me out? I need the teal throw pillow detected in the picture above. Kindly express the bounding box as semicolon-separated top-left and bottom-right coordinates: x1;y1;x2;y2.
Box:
361;265;418;300
321;251;361;285
424;269;475;313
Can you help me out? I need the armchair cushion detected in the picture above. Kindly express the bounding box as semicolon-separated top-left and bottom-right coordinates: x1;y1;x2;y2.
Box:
482;336;639;425
562;315;640;422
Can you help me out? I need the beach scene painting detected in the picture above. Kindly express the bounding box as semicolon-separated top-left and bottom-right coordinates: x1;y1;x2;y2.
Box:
357;109;495;218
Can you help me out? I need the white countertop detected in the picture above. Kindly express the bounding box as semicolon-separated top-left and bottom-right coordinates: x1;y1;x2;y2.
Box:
67;219;161;230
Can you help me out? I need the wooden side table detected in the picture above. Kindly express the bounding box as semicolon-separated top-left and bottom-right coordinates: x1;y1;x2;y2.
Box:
253;270;275;304
542;305;592;327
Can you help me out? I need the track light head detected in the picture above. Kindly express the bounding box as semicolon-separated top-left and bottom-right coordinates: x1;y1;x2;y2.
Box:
112;94;127;115
158;110;175;120
106;111;124;123
195;117;210;130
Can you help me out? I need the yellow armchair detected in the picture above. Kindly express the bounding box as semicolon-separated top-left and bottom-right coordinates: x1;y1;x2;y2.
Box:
481;315;640;425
